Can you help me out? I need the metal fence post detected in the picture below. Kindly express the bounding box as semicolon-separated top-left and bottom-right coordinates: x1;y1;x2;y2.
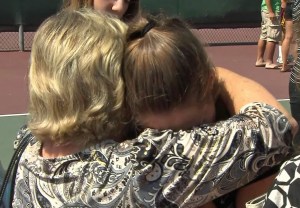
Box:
18;24;24;51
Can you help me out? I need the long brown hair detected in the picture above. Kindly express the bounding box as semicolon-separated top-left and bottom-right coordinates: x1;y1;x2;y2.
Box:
123;14;219;116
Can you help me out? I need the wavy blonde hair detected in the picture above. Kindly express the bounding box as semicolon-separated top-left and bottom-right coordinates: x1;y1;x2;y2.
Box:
62;0;140;22
29;9;128;145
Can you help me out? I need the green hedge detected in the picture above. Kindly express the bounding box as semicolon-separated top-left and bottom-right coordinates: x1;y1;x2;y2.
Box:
0;0;62;27
140;0;261;27
0;0;261;29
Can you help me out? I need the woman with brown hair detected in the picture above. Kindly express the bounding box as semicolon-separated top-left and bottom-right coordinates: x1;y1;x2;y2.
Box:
123;14;297;207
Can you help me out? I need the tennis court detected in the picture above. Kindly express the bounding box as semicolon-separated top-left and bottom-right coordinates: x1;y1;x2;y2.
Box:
0;42;293;169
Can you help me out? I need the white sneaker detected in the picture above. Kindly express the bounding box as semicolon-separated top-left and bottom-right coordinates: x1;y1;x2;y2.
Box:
277;55;294;64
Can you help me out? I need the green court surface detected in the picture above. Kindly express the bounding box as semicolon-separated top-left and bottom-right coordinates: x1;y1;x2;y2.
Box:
278;99;291;113
0;99;291;171
0;114;28;170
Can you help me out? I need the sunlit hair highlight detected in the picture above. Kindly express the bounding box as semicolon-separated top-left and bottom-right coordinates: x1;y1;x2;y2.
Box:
29;9;128;145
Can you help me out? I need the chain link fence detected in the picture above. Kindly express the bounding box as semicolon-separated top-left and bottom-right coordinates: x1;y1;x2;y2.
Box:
194;27;260;46
0;27;260;51
0;0;263;51
0;31;34;51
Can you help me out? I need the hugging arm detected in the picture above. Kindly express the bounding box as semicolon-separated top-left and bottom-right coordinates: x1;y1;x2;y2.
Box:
129;102;293;207
217;67;298;136
12;102;293;207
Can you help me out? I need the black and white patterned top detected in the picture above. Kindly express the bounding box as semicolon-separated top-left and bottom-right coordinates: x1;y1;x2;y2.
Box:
293;0;300;22
263;154;300;208
292;0;300;84
12;102;293;207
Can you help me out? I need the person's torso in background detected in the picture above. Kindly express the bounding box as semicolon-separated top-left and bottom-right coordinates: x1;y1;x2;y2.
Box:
261;0;281;13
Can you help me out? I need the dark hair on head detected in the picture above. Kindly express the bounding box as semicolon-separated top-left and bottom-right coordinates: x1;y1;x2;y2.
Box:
123;0;140;22
123;14;219;117
127;18;156;40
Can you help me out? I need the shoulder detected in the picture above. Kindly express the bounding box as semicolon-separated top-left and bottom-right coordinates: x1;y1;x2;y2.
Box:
14;125;35;150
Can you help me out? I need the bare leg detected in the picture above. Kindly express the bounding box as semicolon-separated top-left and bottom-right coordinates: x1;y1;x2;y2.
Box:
281;19;293;71
265;41;278;68
256;38;266;66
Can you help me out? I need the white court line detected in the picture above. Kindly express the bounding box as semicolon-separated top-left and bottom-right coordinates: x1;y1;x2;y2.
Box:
0;113;29;117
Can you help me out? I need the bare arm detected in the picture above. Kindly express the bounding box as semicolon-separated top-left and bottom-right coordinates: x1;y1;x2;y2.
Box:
217;67;298;135
281;0;287;9
266;0;276;19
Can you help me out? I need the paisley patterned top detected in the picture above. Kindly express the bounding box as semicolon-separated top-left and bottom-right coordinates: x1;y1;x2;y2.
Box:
12;102;293;208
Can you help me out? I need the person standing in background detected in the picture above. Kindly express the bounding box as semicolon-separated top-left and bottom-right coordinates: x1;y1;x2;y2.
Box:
257;1;300;206
279;0;296;72
256;0;282;69
62;0;140;22
290;0;300;148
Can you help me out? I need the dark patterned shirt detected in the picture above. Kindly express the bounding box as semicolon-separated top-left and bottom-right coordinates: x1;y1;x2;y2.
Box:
12;102;293;207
